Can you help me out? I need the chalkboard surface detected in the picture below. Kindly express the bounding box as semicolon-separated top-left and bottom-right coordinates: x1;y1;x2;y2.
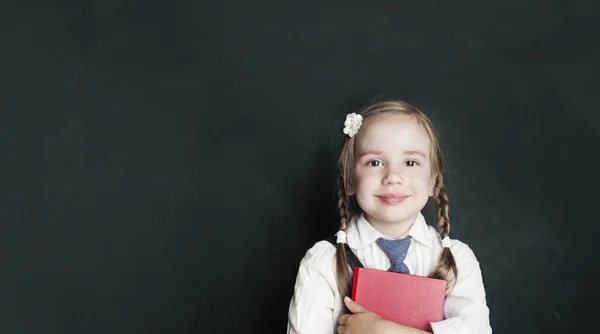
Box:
1;1;599;333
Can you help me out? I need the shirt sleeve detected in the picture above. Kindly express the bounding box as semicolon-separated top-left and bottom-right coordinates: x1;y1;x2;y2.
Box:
429;241;492;334
287;241;339;334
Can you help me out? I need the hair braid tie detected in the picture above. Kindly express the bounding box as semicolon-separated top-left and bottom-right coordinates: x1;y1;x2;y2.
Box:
441;236;451;248
335;230;347;244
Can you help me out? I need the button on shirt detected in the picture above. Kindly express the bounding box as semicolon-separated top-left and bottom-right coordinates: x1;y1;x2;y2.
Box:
287;212;492;334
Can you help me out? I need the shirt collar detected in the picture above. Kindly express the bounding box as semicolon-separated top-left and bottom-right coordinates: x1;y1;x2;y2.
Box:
346;211;433;249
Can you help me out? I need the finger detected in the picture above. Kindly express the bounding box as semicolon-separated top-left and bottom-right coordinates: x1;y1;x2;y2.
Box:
338;314;349;325
337;324;345;334
344;296;367;314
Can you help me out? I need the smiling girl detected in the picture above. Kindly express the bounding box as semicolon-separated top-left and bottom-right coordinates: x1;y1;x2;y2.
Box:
287;100;491;334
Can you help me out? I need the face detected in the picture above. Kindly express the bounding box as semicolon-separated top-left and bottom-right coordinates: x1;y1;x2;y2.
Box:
349;113;435;227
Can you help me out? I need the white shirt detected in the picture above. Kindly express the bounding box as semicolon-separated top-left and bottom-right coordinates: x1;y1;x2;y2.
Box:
287;212;492;334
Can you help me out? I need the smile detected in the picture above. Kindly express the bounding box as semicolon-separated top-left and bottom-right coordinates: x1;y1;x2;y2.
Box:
376;194;410;204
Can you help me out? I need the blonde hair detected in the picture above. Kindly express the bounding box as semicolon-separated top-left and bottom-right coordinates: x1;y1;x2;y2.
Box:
334;99;457;298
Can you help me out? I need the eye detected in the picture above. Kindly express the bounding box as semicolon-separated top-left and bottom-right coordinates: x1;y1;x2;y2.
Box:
367;159;384;167
405;160;420;167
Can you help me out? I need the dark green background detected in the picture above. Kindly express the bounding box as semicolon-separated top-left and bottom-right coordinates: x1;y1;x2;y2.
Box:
2;0;599;333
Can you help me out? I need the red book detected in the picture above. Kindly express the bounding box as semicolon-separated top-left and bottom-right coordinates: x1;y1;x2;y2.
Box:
351;267;447;331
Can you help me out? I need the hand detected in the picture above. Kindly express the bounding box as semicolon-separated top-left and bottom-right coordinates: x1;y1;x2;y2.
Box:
337;297;432;334
337;296;386;334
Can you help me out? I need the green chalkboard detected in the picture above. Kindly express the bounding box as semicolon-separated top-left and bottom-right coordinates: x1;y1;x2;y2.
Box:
1;0;599;333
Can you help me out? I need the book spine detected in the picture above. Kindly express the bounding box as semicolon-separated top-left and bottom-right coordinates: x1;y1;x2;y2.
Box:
351;267;360;300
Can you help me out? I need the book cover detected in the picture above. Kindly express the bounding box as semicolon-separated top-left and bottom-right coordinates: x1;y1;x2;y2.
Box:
351;267;447;331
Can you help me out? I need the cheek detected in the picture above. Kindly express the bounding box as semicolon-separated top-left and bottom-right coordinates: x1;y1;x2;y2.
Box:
415;169;432;182
354;168;380;188
407;168;433;187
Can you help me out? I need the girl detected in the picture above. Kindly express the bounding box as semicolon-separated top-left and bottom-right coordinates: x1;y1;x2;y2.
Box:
287;100;491;334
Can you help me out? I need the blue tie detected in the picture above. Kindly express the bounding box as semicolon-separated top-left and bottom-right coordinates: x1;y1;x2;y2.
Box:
376;236;412;274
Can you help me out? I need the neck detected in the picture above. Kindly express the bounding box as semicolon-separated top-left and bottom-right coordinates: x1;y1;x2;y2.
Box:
364;213;418;239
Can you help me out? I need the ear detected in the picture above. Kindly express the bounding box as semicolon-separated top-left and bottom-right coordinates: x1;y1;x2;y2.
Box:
347;182;355;196
346;174;355;196
429;173;437;197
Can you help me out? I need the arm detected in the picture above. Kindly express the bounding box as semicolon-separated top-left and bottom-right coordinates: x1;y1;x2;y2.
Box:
428;242;492;334
287;242;338;334
339;297;432;334
379;322;431;334
338;243;491;334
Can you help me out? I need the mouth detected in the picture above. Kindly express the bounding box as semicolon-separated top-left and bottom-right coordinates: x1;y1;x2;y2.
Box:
376;193;410;204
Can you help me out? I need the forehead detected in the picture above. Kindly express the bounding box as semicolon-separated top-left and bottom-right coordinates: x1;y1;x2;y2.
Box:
354;113;431;155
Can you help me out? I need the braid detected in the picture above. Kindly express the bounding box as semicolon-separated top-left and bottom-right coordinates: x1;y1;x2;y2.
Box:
428;173;458;286
434;174;450;237
334;175;352;298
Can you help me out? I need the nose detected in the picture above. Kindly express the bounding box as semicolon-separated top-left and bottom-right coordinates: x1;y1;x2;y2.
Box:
383;165;404;185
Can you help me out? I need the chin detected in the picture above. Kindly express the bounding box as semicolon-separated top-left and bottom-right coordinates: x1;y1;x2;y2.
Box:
365;208;418;225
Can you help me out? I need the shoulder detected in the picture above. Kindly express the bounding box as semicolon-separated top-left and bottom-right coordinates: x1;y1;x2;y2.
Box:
448;238;479;262
291;240;339;292
297;240;337;270
425;225;480;263
438;235;483;278
450;242;484;281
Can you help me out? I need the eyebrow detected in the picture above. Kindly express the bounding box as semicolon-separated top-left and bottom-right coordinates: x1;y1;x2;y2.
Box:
358;150;427;158
404;150;428;158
